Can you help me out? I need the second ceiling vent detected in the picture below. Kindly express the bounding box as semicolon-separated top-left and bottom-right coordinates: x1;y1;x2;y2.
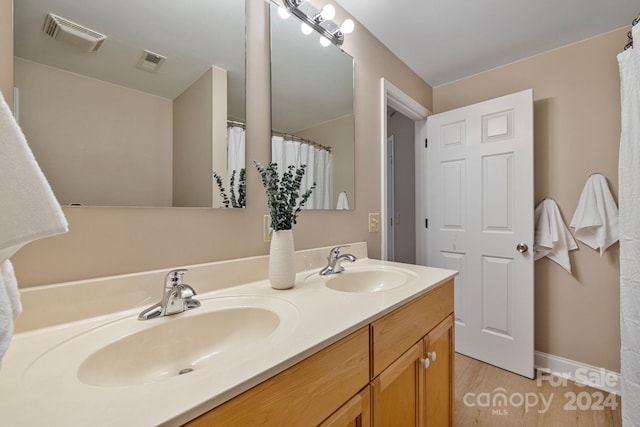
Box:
136;50;167;73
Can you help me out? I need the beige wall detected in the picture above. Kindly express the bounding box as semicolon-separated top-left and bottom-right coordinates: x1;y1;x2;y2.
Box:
434;28;626;372
173;67;229;207
0;0;11;107
8;0;432;287
14;58;173;207
296;114;355;208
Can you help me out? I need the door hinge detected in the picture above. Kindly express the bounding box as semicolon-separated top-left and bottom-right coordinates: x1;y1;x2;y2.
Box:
425;138;428;148
425;218;428;229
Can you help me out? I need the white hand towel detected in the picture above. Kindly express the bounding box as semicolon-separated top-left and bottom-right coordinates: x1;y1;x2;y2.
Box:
0;90;68;365
336;191;350;210
534;199;578;273
0;260;21;366
570;174;619;254
0;90;68;263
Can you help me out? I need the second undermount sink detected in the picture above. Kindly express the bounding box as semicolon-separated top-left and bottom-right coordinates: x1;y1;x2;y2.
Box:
311;266;418;293
23;296;299;390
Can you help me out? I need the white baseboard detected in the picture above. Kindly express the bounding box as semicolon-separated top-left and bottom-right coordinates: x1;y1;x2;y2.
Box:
534;351;621;395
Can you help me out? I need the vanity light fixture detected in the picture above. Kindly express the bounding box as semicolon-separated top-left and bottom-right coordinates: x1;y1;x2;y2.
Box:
281;0;354;47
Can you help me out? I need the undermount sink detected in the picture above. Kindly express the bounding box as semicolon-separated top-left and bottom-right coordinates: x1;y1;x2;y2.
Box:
79;306;280;387
23;296;298;390
307;266;418;293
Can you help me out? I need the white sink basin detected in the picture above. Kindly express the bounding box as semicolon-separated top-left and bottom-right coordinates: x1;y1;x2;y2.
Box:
325;270;409;292
79;306;279;387
306;266;418;293
23;296;299;389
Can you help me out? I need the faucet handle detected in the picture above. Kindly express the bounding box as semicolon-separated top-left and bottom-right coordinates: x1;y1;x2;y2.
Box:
165;268;188;288
177;284;197;299
329;245;351;259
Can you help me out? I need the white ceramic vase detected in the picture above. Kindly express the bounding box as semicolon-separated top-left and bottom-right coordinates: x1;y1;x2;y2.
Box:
269;229;296;290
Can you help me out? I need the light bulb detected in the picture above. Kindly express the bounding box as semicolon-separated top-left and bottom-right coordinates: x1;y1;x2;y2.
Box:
320;4;336;20
301;22;313;35
278;6;290;19
320;36;331;47
340;19;355;34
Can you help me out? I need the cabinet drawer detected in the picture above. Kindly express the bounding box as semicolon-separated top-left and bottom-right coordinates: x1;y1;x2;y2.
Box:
370;280;453;377
186;327;369;426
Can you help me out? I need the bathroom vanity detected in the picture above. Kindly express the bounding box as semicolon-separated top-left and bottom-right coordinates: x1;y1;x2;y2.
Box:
187;280;454;426
0;243;456;426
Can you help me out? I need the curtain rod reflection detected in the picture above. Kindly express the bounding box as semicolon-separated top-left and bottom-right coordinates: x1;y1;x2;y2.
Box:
272;131;331;152
227;119;246;129
226;120;331;152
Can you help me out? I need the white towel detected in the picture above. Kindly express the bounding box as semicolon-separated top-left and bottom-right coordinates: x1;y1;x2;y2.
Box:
0;260;21;366
336;191;350;210
534;198;578;273
570;174;619;254
0;91;68;263
0;90;68;365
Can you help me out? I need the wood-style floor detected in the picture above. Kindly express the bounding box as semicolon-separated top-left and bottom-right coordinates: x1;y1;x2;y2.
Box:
455;353;622;426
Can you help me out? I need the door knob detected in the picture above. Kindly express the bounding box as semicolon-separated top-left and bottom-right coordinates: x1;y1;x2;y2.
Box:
516;243;529;253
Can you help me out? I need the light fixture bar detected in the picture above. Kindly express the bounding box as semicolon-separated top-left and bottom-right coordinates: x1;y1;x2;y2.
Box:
283;0;344;46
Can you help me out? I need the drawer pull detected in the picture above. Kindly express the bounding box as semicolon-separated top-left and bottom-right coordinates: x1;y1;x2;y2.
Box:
420;357;430;369
428;351;436;362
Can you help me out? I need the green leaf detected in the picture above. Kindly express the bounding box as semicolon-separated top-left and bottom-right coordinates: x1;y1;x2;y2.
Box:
254;161;315;231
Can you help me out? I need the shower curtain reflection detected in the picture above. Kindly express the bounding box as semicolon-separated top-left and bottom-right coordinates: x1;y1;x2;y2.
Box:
271;135;332;209
227;125;246;203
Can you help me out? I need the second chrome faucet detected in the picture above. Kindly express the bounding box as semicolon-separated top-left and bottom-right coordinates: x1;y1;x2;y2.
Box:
319;245;357;276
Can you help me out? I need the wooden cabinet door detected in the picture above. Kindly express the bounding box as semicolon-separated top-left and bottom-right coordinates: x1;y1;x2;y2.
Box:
319;386;371;427
371;342;424;427
424;315;454;427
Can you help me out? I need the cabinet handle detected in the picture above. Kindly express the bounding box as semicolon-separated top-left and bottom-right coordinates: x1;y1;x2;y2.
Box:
420;357;430;368
428;351;437;362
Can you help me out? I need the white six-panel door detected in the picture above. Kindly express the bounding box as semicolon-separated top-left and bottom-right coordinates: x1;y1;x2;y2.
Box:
424;89;534;378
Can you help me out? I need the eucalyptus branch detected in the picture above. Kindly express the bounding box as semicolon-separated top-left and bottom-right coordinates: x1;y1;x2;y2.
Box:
237;168;246;208
254;161;315;231
213;171;231;208
213;169;246;208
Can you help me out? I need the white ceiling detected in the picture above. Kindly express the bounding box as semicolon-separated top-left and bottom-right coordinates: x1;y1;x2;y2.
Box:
335;0;639;87
14;0;246;118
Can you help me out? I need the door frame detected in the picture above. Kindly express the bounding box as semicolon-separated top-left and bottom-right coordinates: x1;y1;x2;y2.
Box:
379;79;430;261
386;134;395;261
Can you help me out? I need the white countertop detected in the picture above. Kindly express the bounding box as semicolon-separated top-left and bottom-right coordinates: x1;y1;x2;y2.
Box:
0;257;456;426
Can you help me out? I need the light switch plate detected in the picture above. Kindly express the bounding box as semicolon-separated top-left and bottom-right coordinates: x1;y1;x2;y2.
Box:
263;215;272;242
368;213;381;233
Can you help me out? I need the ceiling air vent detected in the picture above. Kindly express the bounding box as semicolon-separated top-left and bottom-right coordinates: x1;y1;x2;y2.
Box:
136;50;167;73
43;13;107;52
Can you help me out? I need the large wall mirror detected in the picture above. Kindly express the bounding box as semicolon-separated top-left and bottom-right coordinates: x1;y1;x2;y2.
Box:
270;1;355;210
13;0;246;208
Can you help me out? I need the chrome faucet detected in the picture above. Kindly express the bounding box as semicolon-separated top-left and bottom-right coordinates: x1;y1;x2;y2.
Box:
138;269;201;320
319;245;357;276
